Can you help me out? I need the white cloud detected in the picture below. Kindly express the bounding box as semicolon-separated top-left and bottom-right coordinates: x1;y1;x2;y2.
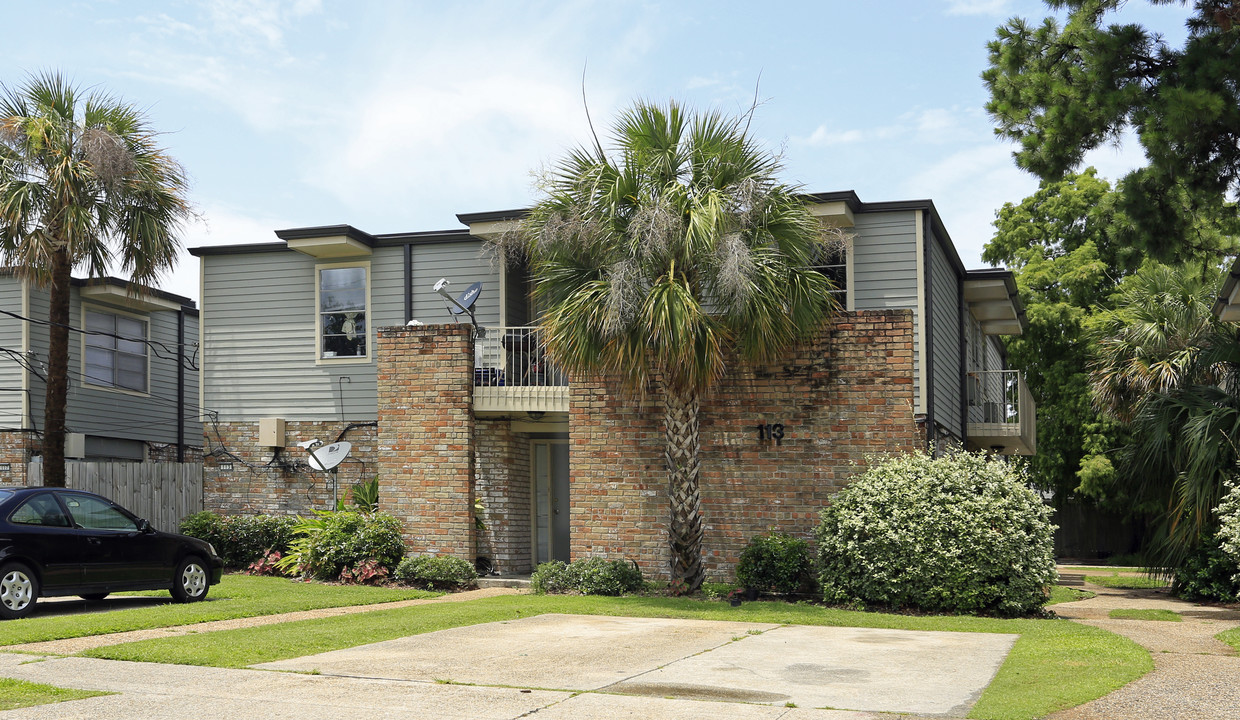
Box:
944;0;1012;16
799;124;865;147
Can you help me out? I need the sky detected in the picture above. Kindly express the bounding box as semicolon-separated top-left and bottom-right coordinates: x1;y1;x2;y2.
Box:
4;0;1195;302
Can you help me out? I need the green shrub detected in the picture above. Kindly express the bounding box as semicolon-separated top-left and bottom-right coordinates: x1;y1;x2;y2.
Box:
1218;477;1240;595
1172;532;1240;602
530;557;644;596
276;511;406;581
178;512;298;567
735;532;814;595
394;555;478;590
815;450;1057;617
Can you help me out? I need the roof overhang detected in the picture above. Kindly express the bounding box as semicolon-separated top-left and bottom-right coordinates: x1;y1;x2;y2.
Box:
1216;255;1240;323
76;278;191;312
807;200;855;228
963;270;1025;335
275;225;375;258
456;209;527;239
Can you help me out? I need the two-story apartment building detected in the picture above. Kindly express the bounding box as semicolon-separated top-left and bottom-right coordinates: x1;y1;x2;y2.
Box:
191;191;1033;580
0;273;202;485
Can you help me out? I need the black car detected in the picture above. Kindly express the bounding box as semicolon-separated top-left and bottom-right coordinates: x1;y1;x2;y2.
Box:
0;487;224;620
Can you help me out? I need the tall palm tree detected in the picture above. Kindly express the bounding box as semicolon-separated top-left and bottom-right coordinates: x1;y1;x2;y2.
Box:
509;101;840;590
1090;263;1240;569
0;72;192;487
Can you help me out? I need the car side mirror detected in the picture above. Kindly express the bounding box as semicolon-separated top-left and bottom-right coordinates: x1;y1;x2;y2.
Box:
137;518;153;533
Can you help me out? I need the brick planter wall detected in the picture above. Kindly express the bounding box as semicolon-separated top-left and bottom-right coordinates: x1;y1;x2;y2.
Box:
376;324;476;559
569;310;920;581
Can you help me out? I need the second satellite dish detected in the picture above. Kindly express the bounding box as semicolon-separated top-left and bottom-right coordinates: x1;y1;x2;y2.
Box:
307;441;352;471
451;282;482;315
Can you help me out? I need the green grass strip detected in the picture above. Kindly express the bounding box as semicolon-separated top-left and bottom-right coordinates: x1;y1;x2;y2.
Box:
0;677;110;710
80;594;1150;720
1217;626;1240;652
1047;586;1095;604
1058;566;1146;574
1108;608;1181;622
1085;574;1170;589
0;575;438;646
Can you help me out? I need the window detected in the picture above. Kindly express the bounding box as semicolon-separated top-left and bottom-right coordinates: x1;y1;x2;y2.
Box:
85;310;148;392
62;493;139;531
808;242;847;299
9;493;71;527
318;265;368;359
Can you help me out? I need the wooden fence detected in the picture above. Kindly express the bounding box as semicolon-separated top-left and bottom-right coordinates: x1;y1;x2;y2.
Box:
27;460;203;533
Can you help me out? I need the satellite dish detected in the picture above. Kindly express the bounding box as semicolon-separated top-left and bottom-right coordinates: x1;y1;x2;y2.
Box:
307;441;352;471
451;282;483;315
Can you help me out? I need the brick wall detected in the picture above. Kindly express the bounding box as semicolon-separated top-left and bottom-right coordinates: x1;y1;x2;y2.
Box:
570;310;920;581
475;418;532;573
376;325;475;559
203;420;378;515
0;431;35;487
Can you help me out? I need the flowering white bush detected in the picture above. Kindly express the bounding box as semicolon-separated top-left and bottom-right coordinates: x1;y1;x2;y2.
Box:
1217;477;1240;594
815;450;1057;616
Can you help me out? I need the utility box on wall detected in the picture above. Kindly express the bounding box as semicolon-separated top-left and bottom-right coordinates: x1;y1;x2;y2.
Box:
258;417;286;447
65;433;86;459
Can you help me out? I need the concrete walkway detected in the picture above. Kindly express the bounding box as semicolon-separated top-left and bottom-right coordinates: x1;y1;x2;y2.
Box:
1048;581;1240;720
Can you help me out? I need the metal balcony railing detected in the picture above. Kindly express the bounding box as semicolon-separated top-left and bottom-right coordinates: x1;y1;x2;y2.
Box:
473;326;568;388
966;369;1036;454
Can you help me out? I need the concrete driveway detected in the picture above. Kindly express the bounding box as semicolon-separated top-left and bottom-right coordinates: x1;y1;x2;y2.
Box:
0;614;1017;719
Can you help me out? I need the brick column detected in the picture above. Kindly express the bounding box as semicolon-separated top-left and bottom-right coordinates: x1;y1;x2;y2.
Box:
377;324;475;559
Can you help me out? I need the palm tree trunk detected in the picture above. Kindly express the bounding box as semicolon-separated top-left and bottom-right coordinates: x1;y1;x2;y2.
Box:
665;387;704;591
41;246;71;487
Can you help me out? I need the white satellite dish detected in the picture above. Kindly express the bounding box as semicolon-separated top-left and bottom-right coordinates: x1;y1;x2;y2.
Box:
307;441;352;471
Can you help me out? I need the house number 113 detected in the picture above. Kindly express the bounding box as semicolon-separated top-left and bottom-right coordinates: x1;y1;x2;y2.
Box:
757;423;785;446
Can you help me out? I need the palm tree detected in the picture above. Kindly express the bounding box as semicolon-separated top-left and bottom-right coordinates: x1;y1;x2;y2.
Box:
1090;263;1240;569
508;101;840;591
0;72;192;487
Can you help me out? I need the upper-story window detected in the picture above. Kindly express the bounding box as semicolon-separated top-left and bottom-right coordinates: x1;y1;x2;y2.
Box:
84;309;148;393
317;264;369;360
808;242;848;299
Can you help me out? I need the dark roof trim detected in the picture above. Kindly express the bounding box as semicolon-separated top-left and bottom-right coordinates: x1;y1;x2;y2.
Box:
274;224;376;245
455;208;529;225
70;276;196;309
371;229;474;246
189;242;289;257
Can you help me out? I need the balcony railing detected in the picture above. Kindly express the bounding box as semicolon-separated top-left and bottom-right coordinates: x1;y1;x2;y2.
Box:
966;369;1036;455
473;326;569;413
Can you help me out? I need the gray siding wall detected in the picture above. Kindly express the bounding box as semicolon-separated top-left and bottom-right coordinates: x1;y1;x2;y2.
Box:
203;240;498;423
22;285;200;448
928;231;963;440
0;278;26;428
850;210;922;413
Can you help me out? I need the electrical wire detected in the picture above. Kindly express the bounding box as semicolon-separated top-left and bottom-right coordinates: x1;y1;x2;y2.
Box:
0;307;199;371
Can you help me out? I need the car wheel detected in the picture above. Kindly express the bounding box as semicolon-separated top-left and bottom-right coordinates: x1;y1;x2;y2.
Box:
0;562;39;620
79;593;109;601
170;556;209;603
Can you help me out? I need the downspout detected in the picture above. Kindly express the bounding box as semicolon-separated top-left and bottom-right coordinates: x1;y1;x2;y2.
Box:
922;211;936;451
958;274;968;450
403;244;413;324
176;308;185;463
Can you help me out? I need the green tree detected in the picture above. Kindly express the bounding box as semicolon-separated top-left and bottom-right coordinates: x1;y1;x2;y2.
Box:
0;72;192;486
1088;263;1240;569
507;101;838;590
984;0;1240;260
983;169;1139;500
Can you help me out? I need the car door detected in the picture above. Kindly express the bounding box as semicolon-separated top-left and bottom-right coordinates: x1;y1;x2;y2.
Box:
60;493;162;587
5;492;81;590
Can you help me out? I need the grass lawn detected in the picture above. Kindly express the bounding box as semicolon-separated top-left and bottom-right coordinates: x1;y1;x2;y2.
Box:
1085;573;1170;590
1219;626;1240;652
0;575;438;646
0;678;109;710
78;593;1151;720
1108;608;1181;622
1048;586;1095;604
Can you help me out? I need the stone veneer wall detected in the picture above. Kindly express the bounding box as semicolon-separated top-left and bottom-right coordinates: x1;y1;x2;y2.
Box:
570;310;921;581
475;418;533;573
203;420;378;516
376;325;476;559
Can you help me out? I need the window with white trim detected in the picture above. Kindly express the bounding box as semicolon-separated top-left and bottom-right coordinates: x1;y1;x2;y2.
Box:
808;242;847;298
84;310;148;392
318;265;368;358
